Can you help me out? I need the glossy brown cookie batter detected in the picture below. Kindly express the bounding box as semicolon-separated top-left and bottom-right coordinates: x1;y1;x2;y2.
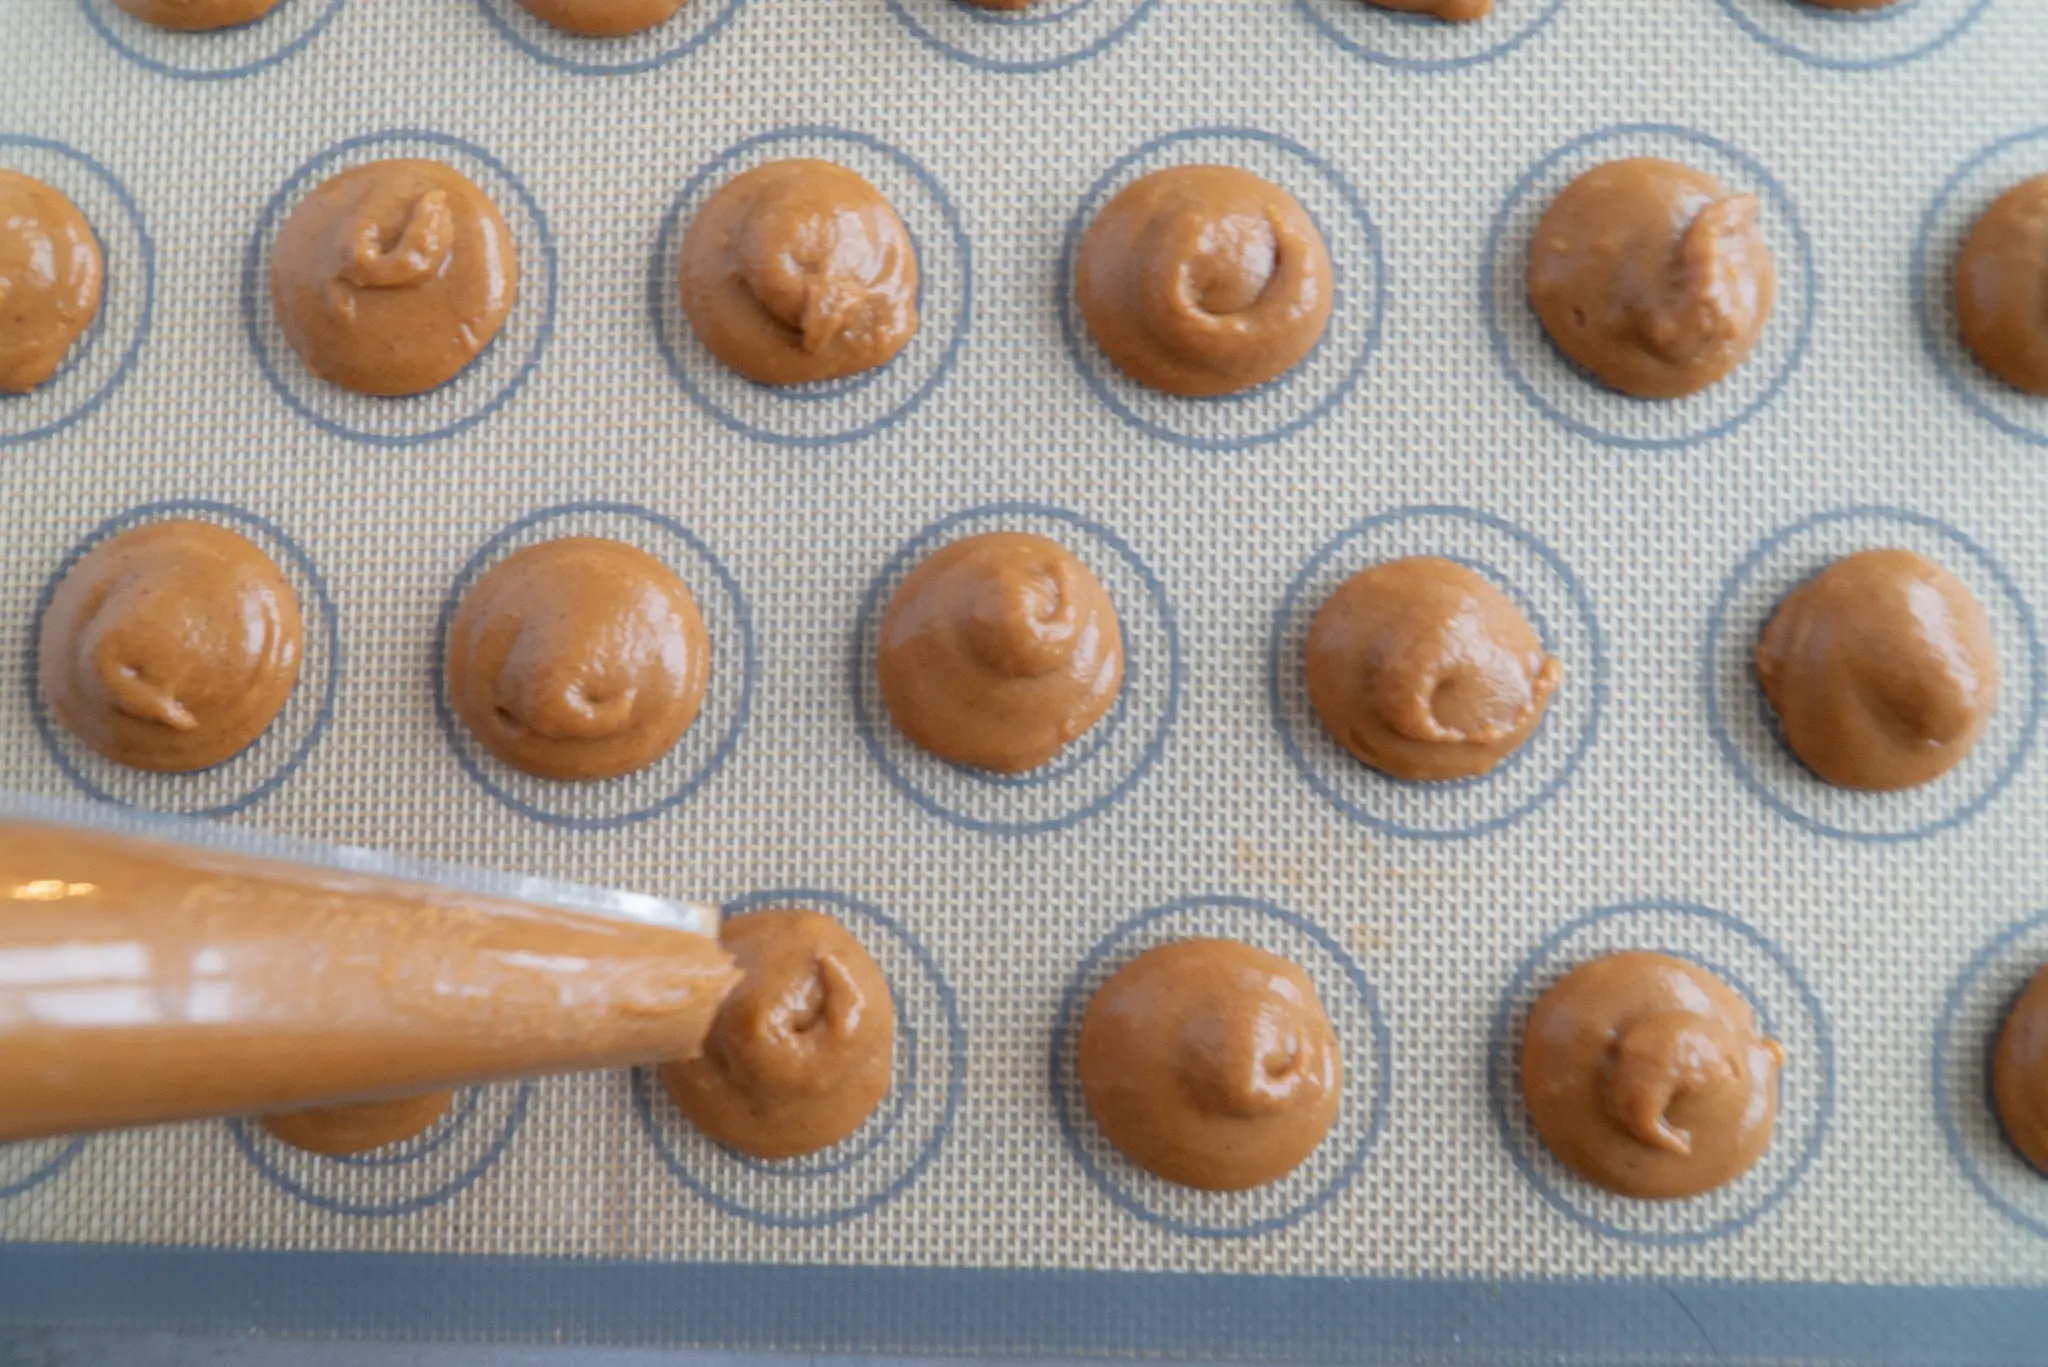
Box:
39;520;303;774
1080;939;1341;1191
1367;0;1490;19
1521;952;1783;1201
1954;176;2048;397
110;0;282;29
514;0;685;35
271;159;518;397
262;1093;455;1157
447;538;710;783
680;160;919;387
878;531;1123;774
0;820;738;1143
661;909;895;1160
1528;158;1776;400
1994;965;2048;1174
0;171;103;395
1755;549;1998;792
1077;165;1332;398
1304;557;1560;782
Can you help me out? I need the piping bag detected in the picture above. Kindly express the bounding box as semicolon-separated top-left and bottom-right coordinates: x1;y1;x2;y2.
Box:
0;792;740;1143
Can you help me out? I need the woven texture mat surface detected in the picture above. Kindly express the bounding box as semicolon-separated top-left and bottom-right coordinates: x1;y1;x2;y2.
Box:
3;0;2048;1293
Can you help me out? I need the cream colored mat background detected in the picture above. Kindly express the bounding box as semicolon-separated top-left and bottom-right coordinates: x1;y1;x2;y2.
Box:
2;0;2047;1287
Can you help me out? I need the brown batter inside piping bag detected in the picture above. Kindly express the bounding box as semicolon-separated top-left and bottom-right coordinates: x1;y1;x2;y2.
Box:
39;520;303;774
1080;938;1342;1191
1528;157;1776;400
661;909;896;1160
1520;951;1782;1200
680;159;919;387
1077;165;1332;398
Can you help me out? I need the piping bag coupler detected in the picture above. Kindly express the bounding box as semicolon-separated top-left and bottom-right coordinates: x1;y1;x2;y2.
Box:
0;793;740;1143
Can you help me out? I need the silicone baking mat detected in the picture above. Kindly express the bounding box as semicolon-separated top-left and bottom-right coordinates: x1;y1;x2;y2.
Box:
2;0;2046;1359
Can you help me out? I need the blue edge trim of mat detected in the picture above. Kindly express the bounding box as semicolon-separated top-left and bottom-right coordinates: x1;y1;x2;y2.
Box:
1;1244;2043;1364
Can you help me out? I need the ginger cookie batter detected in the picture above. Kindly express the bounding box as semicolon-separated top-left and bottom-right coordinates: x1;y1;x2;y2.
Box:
262;1093;455;1157
0;171;103;394
1305;557;1560;782
661;909;895;1160
271;159;519;397
1077;165;1332;398
878;531;1123;774
1528;158;1776;399
1994;965;2048;1174
1367;0;1490;19
1954;176;2048;397
1755;549;1998;792
1521;951;1782;1200
0;820;738;1143
111;0;283;29
515;0;686;36
1080;939;1340;1191
39;520;303;774
446;537;710;783
680;160;919;386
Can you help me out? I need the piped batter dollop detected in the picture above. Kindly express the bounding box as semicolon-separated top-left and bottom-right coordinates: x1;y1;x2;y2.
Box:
680;159;920;386
1079;938;1342;1192
446;537;710;783
1521;951;1783;1200
877;531;1123;774
0;170;102;394
271;159;519;397
1077;165;1333;397
1527;157;1776;399
1755;548;1998;792
661;909;896;1160
1955;175;2048;398
39;520;303;773
1304;556;1560;782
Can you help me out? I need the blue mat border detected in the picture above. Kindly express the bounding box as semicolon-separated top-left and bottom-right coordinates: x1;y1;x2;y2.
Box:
0;1243;2041;1363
